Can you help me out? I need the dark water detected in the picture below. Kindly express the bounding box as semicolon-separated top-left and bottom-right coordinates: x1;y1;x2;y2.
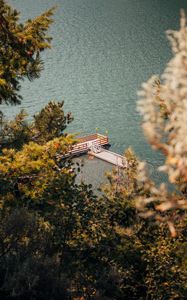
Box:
4;0;187;186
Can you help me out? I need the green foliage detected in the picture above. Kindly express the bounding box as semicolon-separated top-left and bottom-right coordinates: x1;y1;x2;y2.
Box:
142;229;186;300
33;101;73;143
0;0;55;106
102;148;145;227
0;110;31;150
0;101;72;150
0;1;186;299
102;149;187;300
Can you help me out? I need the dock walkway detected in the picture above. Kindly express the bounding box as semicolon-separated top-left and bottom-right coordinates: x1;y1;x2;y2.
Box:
89;148;128;168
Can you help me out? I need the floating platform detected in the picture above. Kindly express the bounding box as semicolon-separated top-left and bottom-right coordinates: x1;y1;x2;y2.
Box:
66;133;127;168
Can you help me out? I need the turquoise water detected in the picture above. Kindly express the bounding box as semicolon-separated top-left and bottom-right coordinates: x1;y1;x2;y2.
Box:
4;0;187;185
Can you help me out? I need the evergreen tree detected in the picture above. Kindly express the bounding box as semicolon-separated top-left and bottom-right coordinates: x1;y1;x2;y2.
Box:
0;1;186;299
0;0;55;106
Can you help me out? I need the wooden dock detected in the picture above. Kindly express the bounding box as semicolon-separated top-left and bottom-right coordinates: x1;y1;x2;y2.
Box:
89;148;128;168
69;133;109;156
65;133;127;168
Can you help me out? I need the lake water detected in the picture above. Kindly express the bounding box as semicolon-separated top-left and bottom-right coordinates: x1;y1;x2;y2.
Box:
4;0;187;187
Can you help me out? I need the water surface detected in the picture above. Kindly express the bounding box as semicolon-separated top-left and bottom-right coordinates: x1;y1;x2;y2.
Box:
4;0;187;185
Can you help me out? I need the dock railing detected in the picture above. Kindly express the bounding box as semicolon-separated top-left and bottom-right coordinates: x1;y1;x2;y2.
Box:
97;133;109;145
70;142;88;155
66;133;109;157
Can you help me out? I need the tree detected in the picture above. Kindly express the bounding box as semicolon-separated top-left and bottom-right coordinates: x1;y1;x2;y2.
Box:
0;1;187;299
0;101;73;150
102;149;187;299
137;10;187;236
0;0;55;106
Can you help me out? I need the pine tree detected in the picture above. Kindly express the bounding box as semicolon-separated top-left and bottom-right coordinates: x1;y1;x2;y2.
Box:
0;1;187;299
0;0;55;106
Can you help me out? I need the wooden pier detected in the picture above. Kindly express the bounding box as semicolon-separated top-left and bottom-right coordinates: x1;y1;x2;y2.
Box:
69;133;109;156
89;148;128;168
67;133;127;168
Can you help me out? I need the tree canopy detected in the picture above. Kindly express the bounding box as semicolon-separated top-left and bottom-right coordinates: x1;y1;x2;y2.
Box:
0;0;55;106
0;1;186;299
